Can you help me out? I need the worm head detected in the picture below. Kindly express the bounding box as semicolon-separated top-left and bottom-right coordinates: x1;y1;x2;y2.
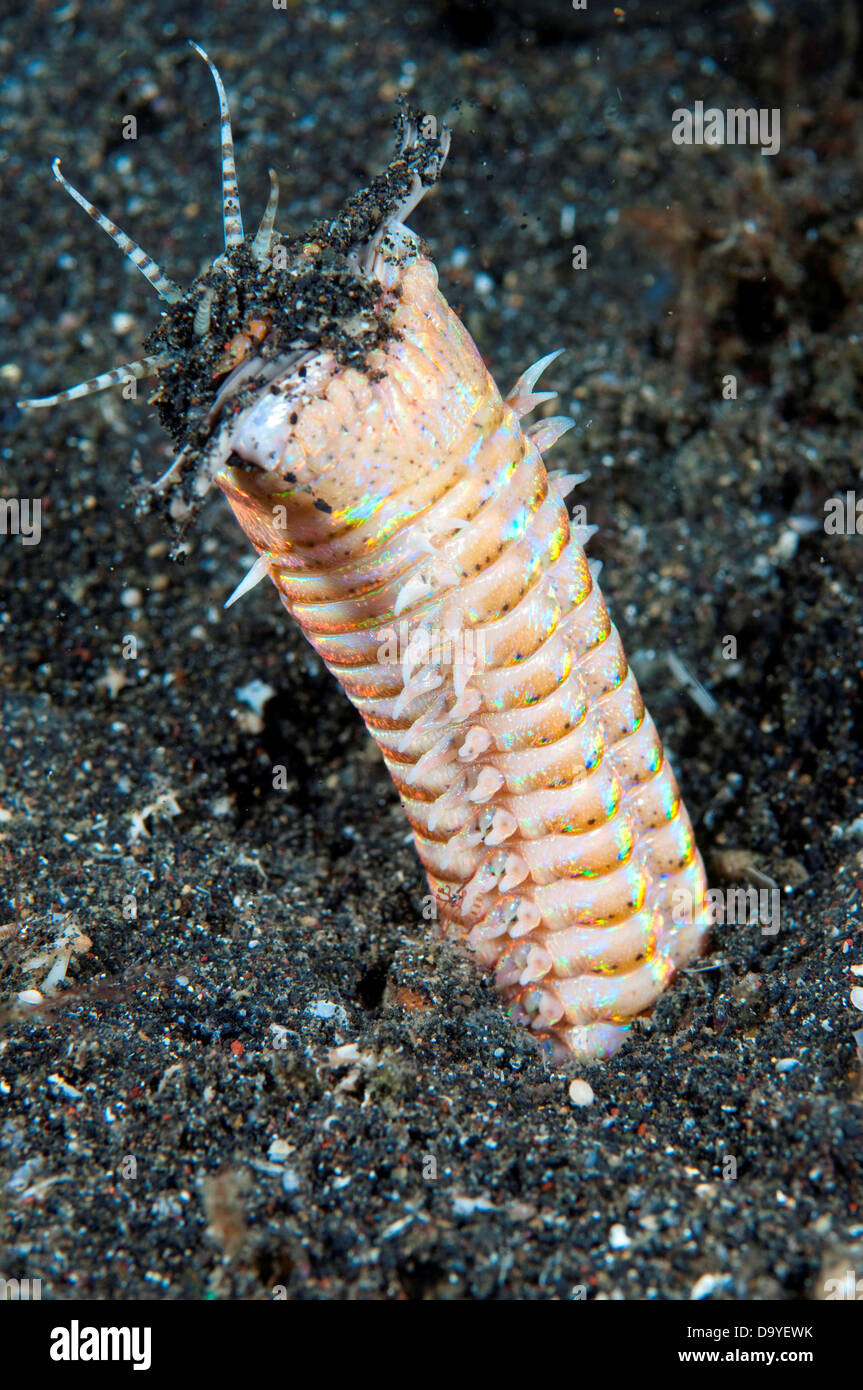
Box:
148;99;451;528
17;43;450;541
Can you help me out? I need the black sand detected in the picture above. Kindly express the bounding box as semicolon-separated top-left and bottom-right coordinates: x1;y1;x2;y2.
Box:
1;0;861;1300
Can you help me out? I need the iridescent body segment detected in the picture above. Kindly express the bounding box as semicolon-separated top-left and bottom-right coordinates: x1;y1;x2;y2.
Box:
215;237;710;1062
18;45;710;1063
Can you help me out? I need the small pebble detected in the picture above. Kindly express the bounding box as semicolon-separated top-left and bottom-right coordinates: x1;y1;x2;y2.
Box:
568;1078;595;1106
235;679;275;716
691;1272;727;1300
559;204;576;237
306;1000;346;1022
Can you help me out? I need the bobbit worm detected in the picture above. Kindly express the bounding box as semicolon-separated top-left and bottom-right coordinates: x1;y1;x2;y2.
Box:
19;43;711;1063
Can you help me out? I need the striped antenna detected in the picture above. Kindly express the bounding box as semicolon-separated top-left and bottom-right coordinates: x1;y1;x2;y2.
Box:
189;40;245;249
17;353;166;409
251;169;280;264
51;159;182;303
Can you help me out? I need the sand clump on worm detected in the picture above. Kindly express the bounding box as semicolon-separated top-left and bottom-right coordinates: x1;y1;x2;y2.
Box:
18;42;711;1064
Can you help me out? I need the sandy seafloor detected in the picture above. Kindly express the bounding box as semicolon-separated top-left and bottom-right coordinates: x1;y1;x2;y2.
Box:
0;0;861;1301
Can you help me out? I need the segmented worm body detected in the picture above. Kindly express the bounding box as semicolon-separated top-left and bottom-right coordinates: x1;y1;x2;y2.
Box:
20;46;710;1062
